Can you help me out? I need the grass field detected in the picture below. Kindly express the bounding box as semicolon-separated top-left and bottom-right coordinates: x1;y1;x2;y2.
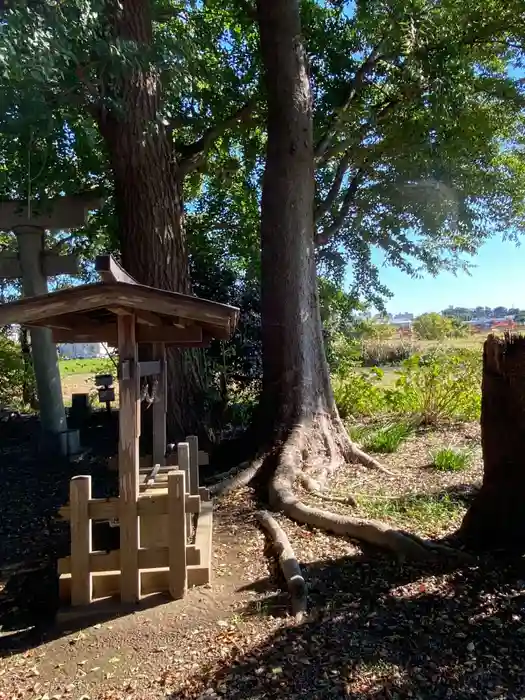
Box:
59;357;117;406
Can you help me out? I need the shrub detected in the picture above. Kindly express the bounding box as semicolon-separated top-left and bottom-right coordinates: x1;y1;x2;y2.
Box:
362;421;414;453
431;447;471;472
361;339;418;367
0;334;35;410
332;368;387;418
413;312;453;340
326;332;361;373
385;348;481;424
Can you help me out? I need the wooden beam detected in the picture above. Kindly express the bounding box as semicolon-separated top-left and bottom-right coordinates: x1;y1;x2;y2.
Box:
152;343;167;468
108;451;209;472
57;543;200;575
51;324;206;346
117;313;140;603
58;492;201;521
70;475;92;606
0;195;102;231
109;306;164;327
95;254;138;285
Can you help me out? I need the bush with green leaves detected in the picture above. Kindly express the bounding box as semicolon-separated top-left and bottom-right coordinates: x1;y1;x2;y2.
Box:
332;367;387;419
385;349;481;424
431;447;472;472
413;313;453;340
0;333;35;410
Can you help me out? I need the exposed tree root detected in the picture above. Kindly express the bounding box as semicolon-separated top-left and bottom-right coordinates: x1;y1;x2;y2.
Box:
209;456;265;497
255;509;307;621
269;418;473;562
211;411;474;624
299;474;357;506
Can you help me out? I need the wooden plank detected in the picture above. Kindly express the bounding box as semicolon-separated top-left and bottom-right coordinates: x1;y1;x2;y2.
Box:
59;493;200;521
117;313;140;603
51;324;207;346
152;343;167;468
177;443;192;533
110;305;164;327
0;281;238;340
70;475;92;606
95;254;138;285
187;435;199;495
187;500;213;587
0;195;102;230
108;451;209;472
168;470;187;599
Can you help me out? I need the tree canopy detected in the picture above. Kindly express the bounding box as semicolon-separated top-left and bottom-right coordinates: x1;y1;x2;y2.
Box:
0;0;524;306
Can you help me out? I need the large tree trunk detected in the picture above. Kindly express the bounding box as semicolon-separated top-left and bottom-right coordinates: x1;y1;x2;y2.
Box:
211;1;453;579
98;0;206;442
459;334;525;553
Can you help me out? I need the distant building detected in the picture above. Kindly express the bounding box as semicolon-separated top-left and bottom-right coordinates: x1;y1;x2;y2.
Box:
57;343;109;360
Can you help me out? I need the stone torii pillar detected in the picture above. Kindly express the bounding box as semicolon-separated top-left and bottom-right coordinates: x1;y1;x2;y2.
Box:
0;195;100;452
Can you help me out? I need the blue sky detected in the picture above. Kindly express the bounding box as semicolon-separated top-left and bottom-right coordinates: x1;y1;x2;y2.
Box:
373;237;525;315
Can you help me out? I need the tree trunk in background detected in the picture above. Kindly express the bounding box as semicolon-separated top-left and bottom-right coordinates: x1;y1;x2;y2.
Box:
98;0;206;442
459;334;525;553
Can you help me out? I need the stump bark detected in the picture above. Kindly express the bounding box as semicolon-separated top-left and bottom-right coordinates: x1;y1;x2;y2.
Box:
459;333;525;552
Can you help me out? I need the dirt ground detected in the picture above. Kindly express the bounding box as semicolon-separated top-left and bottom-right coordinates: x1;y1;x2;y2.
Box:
1;418;525;700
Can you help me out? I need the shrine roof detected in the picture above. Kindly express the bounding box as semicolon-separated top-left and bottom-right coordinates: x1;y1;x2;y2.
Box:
0;277;239;345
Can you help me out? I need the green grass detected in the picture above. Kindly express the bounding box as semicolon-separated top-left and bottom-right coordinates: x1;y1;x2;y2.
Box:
431;447;471;472
361;421;414;453
357;492;465;535
59;357;116;377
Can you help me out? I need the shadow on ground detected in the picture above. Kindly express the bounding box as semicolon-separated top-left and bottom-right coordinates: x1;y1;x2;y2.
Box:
0;412;121;652
178;553;525;700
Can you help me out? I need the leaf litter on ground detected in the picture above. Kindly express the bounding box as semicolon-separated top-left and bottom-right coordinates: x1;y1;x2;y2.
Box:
2;419;525;699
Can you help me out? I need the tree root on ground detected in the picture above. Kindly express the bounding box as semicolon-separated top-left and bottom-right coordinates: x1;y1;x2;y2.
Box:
209;456;265;497
299;474;357;506
254;509;307;621
211;414;474;619
269;420;475;563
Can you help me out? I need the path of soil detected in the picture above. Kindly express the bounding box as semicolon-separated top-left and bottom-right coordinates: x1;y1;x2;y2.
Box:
2;416;525;699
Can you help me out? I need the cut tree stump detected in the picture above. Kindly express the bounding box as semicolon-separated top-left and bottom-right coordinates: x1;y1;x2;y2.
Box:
459;333;525;552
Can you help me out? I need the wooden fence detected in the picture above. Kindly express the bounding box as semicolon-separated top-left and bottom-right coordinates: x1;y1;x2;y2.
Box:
57;439;212;607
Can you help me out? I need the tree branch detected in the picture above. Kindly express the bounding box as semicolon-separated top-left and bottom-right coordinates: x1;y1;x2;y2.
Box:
176;100;257;177
315;168;364;246
314;42;384;162
314;152;351;224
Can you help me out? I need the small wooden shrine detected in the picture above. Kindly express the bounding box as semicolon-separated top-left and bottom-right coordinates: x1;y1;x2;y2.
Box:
0;255;239;609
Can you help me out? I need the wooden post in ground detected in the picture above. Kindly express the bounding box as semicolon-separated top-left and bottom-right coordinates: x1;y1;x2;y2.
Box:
177;442;192;534
117;314;141;603
168;470;187;599
187;435;199;496
70;475;92;606
152;343;167;467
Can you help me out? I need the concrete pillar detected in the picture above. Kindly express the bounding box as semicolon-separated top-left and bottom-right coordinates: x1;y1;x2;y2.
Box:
14;226;67;445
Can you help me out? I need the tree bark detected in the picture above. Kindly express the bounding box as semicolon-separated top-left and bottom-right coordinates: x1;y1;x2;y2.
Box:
459;334;525;553
98;0;206;441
